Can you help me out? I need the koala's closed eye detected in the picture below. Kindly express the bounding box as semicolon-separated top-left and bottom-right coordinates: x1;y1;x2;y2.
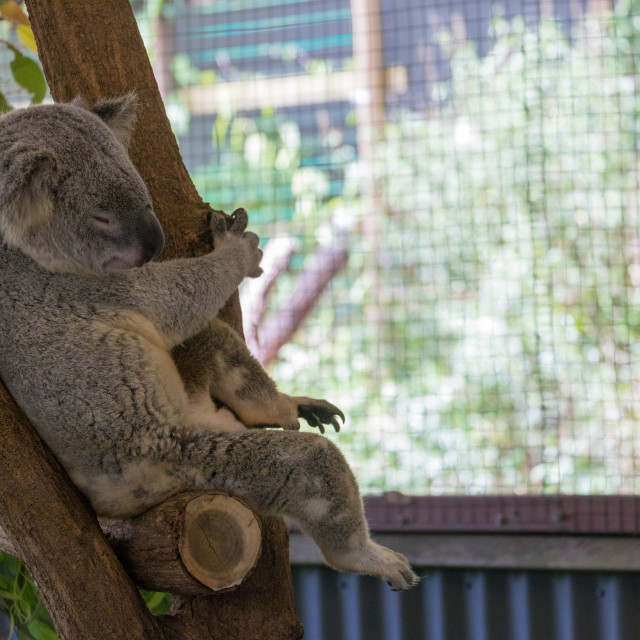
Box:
91;211;121;233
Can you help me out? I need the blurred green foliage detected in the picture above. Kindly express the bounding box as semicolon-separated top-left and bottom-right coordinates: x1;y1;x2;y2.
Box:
0;551;55;640
0;550;171;640
0;7;46;111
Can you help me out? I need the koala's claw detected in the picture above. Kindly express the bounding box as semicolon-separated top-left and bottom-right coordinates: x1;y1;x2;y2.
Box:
388;566;421;591
297;398;344;433
209;210;228;243
208;208;249;239
230;208;249;234
244;231;263;278
307;412;325;434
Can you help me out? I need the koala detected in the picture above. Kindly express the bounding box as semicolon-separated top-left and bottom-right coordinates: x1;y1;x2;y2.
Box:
0;96;418;591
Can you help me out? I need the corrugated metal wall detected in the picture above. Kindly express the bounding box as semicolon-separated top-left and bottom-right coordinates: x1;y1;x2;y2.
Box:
292;566;640;640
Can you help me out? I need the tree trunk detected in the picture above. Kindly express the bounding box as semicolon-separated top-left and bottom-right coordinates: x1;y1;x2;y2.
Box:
0;1;303;638
0;386;164;640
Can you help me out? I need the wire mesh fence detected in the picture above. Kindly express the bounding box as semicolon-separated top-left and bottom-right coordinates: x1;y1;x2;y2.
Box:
3;1;637;496
131;0;640;496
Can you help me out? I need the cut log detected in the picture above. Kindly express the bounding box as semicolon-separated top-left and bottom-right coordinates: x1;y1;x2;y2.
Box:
99;492;261;595
179;494;261;591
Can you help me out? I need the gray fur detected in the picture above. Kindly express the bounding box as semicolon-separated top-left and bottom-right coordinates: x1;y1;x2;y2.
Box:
0;98;418;590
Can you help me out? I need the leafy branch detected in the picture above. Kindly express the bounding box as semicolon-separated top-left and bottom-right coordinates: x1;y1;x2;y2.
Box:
0;1;46;110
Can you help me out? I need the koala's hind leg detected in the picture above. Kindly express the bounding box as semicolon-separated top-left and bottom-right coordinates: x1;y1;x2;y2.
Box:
182;429;418;590
172;318;343;433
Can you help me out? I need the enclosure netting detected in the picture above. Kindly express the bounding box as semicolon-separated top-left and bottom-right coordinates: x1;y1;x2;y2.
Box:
134;0;640;495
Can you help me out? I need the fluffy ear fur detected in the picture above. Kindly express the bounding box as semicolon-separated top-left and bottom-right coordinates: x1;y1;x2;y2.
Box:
0;145;57;247
90;93;138;148
69;95;87;109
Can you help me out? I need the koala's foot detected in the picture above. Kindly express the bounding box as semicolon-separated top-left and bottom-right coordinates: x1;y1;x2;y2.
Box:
325;541;419;591
252;395;344;433
295;397;345;434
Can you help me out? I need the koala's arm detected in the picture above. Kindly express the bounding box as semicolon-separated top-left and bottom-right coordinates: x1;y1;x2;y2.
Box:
115;210;262;347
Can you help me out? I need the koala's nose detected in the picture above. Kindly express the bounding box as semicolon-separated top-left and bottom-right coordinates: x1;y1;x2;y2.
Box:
137;209;165;261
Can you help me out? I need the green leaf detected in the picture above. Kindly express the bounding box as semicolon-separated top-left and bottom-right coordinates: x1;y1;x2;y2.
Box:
140;589;172;615
26;619;59;640
213;115;229;148
0;90;11;113
7;44;46;104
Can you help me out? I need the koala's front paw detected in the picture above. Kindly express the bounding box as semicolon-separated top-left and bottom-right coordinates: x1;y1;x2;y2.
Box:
209;208;263;278
295;397;345;434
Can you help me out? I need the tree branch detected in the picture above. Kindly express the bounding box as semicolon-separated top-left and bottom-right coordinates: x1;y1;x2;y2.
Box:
253;240;349;366
241;236;300;355
100;492;262;595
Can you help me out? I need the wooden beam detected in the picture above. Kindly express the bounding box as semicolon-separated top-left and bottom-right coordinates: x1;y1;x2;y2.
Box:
183;67;407;114
290;532;640;572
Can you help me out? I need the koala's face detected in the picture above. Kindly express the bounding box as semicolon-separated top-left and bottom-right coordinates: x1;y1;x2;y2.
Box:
0;96;164;275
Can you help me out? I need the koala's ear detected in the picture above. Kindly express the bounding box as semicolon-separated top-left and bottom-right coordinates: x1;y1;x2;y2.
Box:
91;93;138;148
0;146;58;247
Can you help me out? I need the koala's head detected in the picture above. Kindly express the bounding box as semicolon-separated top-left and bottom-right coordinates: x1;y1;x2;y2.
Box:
0;95;164;275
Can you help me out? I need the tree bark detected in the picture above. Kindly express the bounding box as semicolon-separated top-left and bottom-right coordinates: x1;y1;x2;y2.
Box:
1;1;303;638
